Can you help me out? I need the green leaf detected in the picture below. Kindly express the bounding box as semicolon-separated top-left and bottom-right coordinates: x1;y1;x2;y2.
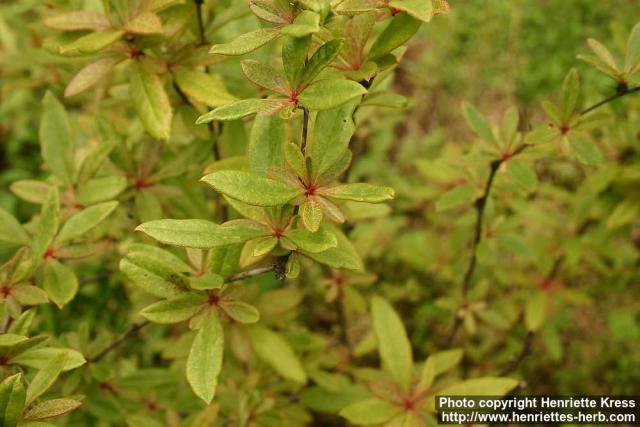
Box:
322;183;394;203
247;236;278;257
43;260;79;308
625;23;640;72
416;355;435;392
173;68;238;107
339;398;400;425
65;56;123;97
249;114;286;174
25;353;67;405
525;291;547;331
136;219;262;248
300;39;345;85
40;92;74;186
43;11;111;31
0;374;25;427
299;79;367;110
285;228;337;253
0;208;29;245
24;399;82;421
607;199;640;230
76;176;127;205
432;349;464;375
586;38;618;71
9;348;85;372
506;159;537;192
462;102;496;145
241;60;289;96
124;12;163;34
126;414;164;427
437;377;519;396
249;325;307;383
569;134;603;165
282;35;311;88
370;296;413;389
281;10;320;38
12;286;50;306
190;273;225;291
389;0;433;22
309;103;357;178
561;68;580;121
284;142;307;179
31;187;60;262
140;293;206;324
435;185;475;212
186;314;224;404
361;91;408;109
249;0;294;24
130;63;172;140
119;258;184;299
201;171;302;206
56;201;118;243
219;300;260;324
367;13;422;60
302;228;363;270
300;199;323;232
0;335;28;347
59;30;124;55
196;99;286;123
210;28;281;56
10;180;52;204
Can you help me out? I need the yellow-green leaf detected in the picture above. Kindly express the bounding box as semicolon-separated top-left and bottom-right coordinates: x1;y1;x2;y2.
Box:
130;63;173;140
370;296;413;389
187;314;224;404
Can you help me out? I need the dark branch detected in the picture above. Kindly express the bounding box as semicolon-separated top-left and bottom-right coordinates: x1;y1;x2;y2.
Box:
500;331;535;376
580;86;640;116
227;265;276;283
300;108;310;154
90;265;278;362
194;0;207;47
89;320;150;362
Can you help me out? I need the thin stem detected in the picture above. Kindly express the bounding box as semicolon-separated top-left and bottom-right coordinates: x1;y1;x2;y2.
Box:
580;86;640;116
90;265;278;362
445;85;639;346
300;108;309;154
500;331;534;376
227;265;276;283
194;0;207;46
89;320;150;362
497;219;594;374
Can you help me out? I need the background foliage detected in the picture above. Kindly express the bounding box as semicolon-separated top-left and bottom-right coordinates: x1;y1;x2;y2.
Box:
0;0;639;426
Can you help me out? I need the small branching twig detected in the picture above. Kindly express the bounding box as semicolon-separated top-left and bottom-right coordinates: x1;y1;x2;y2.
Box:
498;219;595;374
91;265;278;362
446;86;640;347
580;85;640;116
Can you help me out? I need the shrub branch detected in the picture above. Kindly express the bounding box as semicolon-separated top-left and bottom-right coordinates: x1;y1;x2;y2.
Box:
447;86;640;346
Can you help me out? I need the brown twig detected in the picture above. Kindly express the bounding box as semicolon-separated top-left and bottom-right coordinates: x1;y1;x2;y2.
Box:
500;331;534;376
300;108;310;154
498;219;595;374
227;265;276;283
580;85;640;116
90;265;278;362
446;85;640;347
194;0;207;47
89;320;151;362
